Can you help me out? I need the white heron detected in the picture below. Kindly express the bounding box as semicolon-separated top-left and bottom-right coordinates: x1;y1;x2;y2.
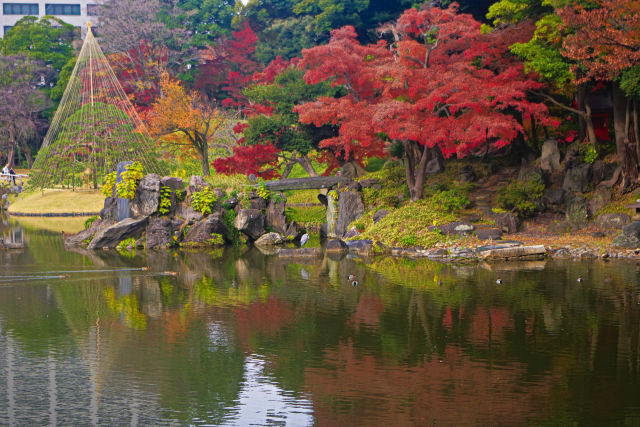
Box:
300;233;309;247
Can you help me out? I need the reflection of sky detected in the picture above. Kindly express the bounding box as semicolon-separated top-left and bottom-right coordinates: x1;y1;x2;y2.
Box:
222;355;314;427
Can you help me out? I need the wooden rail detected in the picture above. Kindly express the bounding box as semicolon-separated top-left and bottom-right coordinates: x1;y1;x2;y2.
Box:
1;173;27;189
262;177;351;191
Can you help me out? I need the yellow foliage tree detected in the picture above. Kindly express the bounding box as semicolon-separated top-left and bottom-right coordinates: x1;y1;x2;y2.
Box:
146;73;224;175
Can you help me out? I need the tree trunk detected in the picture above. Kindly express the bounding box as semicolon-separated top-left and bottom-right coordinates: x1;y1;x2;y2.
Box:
199;139;210;176
281;160;296;179
297;155;318;177
404;140;433;202
612;82;637;185
577;87;587;141
634;99;640;165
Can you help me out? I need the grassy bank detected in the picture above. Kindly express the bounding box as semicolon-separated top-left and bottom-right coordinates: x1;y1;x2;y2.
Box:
9;189;104;214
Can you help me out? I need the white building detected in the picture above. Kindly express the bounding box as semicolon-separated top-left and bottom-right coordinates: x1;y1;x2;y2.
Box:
1;0;98;37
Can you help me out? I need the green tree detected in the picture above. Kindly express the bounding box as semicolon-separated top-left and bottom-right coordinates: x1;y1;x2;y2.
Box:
243;64;344;176
0;16;78;97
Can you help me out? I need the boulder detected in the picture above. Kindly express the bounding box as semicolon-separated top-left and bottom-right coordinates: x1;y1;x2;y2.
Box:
188;175;208;195
373;208;390;224
88;217;149;249
346;239;374;256
266;197;287;234
436;222;475;235
563;164;592;193
588;186;612;215
591;161;616;186
278;247;323;258
183;213;229;247
596;213;631;229
544;188;565;209
612;221;640;248
341;161;367;179
494;213;520;234
146;216;182;249
565;196;589;228
65;218;111;247
328;191;365;238
539;139;561;172
131;174;161;217
479;245;547;260
475;227;503;240
459;165;477;183
326;239;348;252
344;227;360;239
284;221;305;242
160;176;183;191
225;197;239;209
425;157;444;175
234;209;266;241
175;203;204;223
100;197;118;221
255;232;285;246
249;195;268;211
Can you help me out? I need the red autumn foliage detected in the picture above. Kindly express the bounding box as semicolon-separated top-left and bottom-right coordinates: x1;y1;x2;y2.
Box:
197;22;261;107
212;142;280;179
108;41;168;113
295;4;550;199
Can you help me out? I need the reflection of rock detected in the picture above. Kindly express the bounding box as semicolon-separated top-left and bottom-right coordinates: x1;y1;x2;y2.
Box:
88;217;149;249
0;238;24;249
278;248;323;257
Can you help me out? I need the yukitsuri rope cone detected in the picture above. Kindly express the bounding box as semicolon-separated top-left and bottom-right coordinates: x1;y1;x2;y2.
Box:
30;23;165;190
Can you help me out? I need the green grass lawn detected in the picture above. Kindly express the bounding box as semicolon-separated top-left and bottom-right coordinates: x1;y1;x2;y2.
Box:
9;189;104;214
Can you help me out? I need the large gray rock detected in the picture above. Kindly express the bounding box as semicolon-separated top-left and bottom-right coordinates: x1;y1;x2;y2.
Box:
160;176;183;191
326;239;348;252
563;164;592;193
613;221;640;248
436;222;475;235
494;213;521;234
591;160;616;186
234;209;265;241
479;245;546;260
373;208;390;224
596;213;631;229
328;191;365;238
346;239;374;256
100;197;118;221
284;221;305;242
175;203;204;223
183;213;228;247
588;186;612;215
255;232;285;246
65;218;112;247
425;157;444;175
565;196;589;228
540;139;561;172
88;217;149;249
266;197;287;234
475;227;503;240
459;165;477;183
146;216;183;249
131;174;161;217
249;195;268;211
188;175;208;195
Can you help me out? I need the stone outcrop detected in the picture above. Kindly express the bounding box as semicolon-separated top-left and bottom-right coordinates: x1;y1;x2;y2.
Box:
540;139;561;172
478;244;547;260
65;218;112;247
88;217;149;249
183;213;228;247
145;217;182;249
266;197;287;234
234;209;265;241
131;173;161;217
596;213;631;229
255;232;285;246
563;164;592;193
613;222;640;248
327;190;365;239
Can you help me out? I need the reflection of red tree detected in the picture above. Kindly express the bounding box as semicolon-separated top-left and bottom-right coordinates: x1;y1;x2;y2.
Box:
234;297;294;352
348;295;385;331
304;341;555;426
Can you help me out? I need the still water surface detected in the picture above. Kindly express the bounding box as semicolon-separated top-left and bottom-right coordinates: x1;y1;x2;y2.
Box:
2;217;640;426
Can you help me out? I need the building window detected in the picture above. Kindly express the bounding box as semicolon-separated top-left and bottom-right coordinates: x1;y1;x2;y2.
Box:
45;4;81;15
3;25;12;34
3;3;39;15
86;4;98;16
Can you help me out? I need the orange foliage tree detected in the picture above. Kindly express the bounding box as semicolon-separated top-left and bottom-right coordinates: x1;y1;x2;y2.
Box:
146;73;225;175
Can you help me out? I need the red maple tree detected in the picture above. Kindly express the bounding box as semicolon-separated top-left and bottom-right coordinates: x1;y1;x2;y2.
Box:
295;4;550;200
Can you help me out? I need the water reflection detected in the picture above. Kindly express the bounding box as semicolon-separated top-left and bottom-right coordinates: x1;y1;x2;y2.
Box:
1;219;640;425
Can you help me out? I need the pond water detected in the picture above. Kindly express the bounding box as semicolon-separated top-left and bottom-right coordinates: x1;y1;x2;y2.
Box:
2;216;640;426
